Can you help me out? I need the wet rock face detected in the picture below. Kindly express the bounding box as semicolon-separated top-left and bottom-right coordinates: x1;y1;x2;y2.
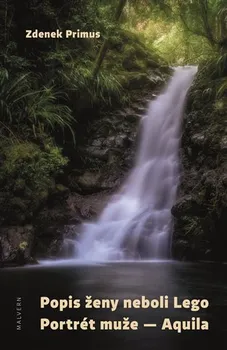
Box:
67;97;152;197
171;195;207;218
172;80;227;261
0;225;35;266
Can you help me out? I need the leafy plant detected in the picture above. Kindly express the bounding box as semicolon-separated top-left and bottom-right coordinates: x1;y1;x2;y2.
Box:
0;68;75;142
0;141;68;194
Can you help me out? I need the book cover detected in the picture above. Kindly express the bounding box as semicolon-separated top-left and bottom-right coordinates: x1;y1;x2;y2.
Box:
0;1;226;349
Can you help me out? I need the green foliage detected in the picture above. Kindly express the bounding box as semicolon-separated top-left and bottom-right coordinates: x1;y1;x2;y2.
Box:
152;23;216;65
0;141;68;192
188;51;227;113
0;0;166;225
0;140;68;224
0;68;75;141
0;140;68;223
58;59;123;106
174;0;227;45
19;241;28;250
124;0;227;65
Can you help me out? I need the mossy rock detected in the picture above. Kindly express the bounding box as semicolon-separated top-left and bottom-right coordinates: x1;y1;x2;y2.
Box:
19;241;28;251
0;140;68;224
105;29;164;77
0;225;34;266
121;72;154;90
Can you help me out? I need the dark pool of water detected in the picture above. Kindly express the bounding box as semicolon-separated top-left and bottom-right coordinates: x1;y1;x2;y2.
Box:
0;261;227;349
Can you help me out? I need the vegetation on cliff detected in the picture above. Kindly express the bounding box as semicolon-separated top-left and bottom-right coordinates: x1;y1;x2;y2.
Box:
0;0;166;228
172;51;227;261
0;0;226;264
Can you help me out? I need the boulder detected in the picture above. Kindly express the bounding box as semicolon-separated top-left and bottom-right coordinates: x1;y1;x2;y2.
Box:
172;238;212;261
76;171;102;192
0;225;35;267
83;146;109;160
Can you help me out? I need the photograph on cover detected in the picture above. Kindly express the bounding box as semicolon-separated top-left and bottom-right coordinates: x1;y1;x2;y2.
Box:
0;1;226;349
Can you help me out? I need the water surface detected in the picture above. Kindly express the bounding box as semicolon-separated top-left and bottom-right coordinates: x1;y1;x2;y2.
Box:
0;261;226;349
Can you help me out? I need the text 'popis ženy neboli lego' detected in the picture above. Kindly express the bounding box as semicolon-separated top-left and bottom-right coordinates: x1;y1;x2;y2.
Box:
39;295;210;333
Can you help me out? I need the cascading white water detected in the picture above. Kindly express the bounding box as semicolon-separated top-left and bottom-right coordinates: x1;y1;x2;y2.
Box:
75;66;197;262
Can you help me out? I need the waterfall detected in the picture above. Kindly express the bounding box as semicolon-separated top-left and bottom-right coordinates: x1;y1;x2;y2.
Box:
75;66;198;262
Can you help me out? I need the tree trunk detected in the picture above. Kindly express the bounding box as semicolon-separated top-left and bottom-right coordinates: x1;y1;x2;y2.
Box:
92;0;127;78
